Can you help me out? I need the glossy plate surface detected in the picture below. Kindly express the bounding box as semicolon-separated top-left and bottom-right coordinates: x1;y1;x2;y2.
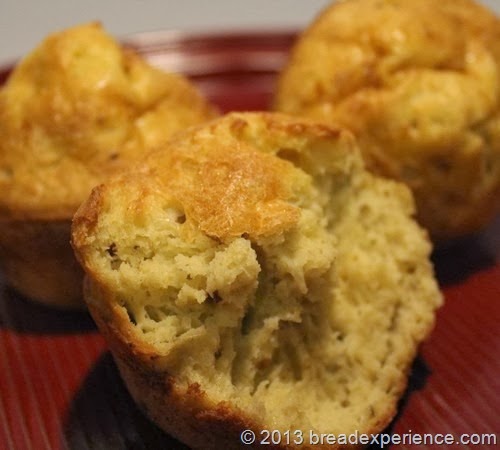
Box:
0;30;499;450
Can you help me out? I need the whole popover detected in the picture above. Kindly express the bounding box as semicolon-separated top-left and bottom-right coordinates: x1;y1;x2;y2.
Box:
274;0;500;240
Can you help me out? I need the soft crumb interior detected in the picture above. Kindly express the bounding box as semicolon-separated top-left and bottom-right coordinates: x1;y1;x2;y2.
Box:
86;144;441;435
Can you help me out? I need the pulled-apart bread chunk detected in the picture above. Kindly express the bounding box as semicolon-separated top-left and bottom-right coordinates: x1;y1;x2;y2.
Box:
0;22;217;307
274;0;500;240
72;112;442;449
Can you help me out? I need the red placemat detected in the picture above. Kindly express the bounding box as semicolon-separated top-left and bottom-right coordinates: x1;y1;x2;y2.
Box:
0;30;499;450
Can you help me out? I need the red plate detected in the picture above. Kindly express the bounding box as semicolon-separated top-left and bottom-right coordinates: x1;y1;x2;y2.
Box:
0;30;499;450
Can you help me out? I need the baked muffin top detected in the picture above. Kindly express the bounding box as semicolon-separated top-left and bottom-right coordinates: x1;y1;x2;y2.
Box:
74;111;359;243
274;0;500;239
0;22;217;220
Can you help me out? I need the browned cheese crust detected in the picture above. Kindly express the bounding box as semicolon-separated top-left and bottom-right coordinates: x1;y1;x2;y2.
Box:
0;22;217;306
274;0;500;240
72;112;442;448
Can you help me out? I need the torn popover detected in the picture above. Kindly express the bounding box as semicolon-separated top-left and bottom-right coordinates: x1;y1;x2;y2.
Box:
72;112;442;449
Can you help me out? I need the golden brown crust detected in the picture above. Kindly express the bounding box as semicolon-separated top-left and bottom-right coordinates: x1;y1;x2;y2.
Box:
274;0;500;239
143;136;301;240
